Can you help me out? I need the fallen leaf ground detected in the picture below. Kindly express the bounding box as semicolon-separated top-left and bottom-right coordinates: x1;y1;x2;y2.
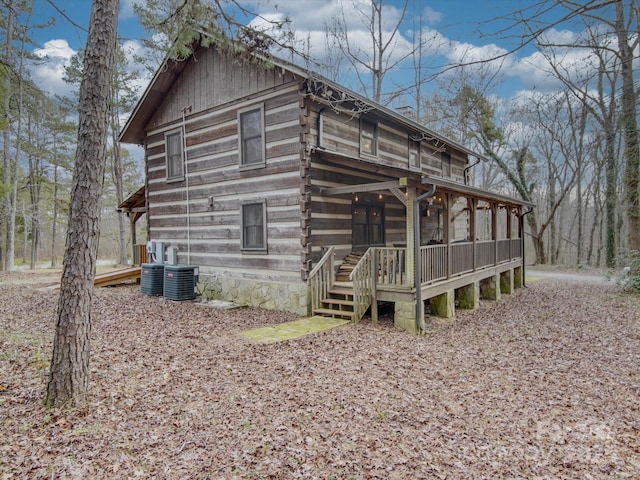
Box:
1;270;639;479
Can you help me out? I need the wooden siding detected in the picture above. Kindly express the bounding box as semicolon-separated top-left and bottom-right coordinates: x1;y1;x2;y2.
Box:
309;154;407;262
145;80;306;280
308;106;469;179
147;48;299;132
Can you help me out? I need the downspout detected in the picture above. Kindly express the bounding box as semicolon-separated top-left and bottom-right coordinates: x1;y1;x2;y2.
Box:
463;157;482;185
182;106;192;264
415;183;436;332
521;207;534;287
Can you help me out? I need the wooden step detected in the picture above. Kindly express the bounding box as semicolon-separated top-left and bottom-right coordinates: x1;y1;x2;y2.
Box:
328;288;354;297
322;298;354;307
313;308;355;320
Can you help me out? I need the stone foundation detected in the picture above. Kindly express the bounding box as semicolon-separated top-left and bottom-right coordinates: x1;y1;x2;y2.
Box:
500;270;514;295
514;266;523;288
430;290;455;318
394;301;419;334
458;282;479;310
198;275;308;315
480;274;501;301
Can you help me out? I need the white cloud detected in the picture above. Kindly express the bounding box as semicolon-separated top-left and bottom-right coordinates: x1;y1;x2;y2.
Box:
31;39;77;97
422;6;443;25
119;0;138;19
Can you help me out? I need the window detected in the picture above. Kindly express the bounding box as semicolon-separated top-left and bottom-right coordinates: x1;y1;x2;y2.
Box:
360;119;378;156
441;151;451;177
239;106;265;167
352;203;385;248
241;201;267;252
409;138;420;168
166;130;183;180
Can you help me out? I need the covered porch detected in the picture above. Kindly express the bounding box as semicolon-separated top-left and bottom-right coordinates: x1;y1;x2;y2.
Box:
309;176;531;333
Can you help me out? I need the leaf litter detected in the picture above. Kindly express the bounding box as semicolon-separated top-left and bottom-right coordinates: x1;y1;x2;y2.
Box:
0;270;639;479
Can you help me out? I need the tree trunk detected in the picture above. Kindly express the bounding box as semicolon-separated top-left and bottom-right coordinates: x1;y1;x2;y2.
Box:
2;8;14;270
615;0;640;252
45;0;119;409
110;103;128;265
526;212;547;264
604;130;617;267
51;161;59;268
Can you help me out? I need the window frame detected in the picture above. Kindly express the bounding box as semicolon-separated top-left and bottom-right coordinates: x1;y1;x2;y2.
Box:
360;118;378;157
165;129;184;182
441;151;451;177
238;105;266;170
240;200;267;253
409;137;421;169
352;202;385;248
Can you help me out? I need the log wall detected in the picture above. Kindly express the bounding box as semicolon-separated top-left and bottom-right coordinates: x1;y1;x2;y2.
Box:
145;78;306;282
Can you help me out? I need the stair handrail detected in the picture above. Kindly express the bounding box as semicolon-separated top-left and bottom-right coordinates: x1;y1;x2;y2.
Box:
349;247;376;322
308;246;335;315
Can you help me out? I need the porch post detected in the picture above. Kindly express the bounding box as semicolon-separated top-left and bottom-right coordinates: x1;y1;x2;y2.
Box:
507;206;513;259
131;214;138;265
443;193;450;278
470;198;476;270
392;184;423;334
492;202;498;265
405;185;417;288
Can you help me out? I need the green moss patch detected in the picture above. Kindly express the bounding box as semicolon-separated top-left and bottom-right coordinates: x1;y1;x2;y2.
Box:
240;316;350;343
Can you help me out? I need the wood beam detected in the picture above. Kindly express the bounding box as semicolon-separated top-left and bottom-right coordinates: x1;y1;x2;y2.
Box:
320;180;401;196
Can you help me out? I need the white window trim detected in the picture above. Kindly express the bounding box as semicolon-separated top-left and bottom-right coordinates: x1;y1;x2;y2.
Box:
240;199;268;253
238;104;266;170
165;129;184;182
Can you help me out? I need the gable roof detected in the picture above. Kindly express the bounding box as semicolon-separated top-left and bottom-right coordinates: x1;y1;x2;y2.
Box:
119;40;486;163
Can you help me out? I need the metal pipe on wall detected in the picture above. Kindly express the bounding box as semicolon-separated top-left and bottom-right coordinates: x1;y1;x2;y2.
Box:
182;106;192;264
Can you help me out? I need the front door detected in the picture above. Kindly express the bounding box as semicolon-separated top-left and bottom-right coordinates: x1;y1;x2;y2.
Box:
352;203;385;248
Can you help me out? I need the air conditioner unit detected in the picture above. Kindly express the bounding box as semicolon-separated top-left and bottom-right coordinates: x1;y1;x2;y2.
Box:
140;263;165;295
163;265;199;301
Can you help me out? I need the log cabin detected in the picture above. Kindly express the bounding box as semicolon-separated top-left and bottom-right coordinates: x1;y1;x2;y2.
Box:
119;39;531;334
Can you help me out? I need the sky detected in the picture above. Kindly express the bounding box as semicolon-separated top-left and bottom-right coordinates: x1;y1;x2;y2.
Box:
23;0;591;108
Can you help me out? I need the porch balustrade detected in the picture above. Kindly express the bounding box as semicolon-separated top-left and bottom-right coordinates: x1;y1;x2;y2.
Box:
376;247;407;286
450;242;474;276
371;237;522;288
497;239;512;262
309;247;335;314
476;240;495;268
420;244;446;284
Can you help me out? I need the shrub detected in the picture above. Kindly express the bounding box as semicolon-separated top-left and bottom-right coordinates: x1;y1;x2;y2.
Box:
617;250;640;293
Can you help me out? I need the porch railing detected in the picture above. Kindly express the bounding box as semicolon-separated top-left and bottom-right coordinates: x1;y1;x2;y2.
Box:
350;248;376;323
376;247;407;286
511;238;522;259
377;238;522;288
450;242;474;276
309;247;334;315
497;239;511;262
476;240;495;269
421;244;446;284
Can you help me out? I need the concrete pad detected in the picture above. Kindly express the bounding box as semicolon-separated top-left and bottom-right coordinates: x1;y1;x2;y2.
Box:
240;316;350;343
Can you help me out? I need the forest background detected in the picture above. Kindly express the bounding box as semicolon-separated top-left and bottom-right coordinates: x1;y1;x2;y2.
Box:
1;0;639;272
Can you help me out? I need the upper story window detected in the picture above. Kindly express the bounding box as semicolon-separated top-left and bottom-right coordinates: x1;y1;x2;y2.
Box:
441;151;451;177
241;200;267;253
166;130;184;181
239;105;265;168
360;119;378;156
409;138;420;168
